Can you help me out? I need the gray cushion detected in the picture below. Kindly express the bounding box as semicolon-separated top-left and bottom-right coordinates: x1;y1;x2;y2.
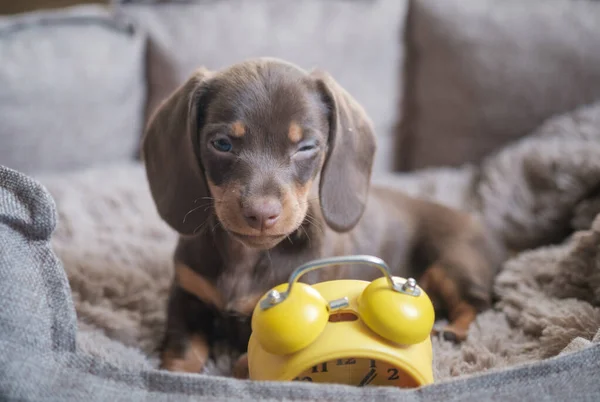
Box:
1;159;600;400
0;5;146;175
115;0;407;173
398;0;600;170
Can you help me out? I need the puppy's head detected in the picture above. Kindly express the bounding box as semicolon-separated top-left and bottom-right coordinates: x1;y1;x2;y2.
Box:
143;58;376;249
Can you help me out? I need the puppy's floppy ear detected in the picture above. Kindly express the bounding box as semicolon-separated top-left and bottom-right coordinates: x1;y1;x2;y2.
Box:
142;68;214;235
311;70;377;232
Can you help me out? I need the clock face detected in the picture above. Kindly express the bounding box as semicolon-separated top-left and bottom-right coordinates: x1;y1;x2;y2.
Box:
293;358;420;388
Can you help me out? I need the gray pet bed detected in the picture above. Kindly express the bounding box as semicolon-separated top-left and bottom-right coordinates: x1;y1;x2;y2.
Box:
3;101;600;401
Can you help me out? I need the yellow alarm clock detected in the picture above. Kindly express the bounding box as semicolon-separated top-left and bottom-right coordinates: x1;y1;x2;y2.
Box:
247;255;435;388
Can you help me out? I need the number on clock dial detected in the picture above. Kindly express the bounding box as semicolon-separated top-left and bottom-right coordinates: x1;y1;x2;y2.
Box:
293;358;407;386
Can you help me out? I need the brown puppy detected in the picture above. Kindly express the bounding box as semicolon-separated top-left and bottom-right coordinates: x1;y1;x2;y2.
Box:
142;58;504;378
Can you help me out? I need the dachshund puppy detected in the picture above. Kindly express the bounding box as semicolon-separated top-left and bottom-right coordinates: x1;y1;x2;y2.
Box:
142;58;503;378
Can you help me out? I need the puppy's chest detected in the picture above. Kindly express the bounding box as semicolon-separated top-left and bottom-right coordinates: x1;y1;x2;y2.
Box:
204;207;415;315
216;248;313;315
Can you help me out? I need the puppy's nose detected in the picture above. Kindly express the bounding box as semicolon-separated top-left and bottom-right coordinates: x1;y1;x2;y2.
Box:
242;198;282;231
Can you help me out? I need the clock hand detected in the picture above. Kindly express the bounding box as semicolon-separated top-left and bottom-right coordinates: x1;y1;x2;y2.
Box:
358;368;377;386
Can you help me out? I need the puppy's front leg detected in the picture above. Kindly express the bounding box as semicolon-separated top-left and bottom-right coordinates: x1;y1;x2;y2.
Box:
232;353;249;379
159;285;214;373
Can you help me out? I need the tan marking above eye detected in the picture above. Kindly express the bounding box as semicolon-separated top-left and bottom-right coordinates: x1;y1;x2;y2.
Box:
175;262;224;309
288;122;303;143
232;121;246;137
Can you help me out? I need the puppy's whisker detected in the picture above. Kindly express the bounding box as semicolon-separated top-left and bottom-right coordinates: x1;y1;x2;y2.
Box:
298;196;320;207
192;219;211;235
183;204;208;223
211;220;223;234
304;221;322;236
203;202;220;213
299;225;311;247
303;212;318;226
301;196;320;202
194;196;216;203
183;202;220;223
266;249;272;264
304;213;324;235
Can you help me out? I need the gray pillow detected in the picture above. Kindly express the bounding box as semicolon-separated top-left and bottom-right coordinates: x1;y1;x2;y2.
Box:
0;5;147;175
398;0;600;171
115;0;407;174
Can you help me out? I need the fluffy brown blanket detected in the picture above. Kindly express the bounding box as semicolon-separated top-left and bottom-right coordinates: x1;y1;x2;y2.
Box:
39;100;600;382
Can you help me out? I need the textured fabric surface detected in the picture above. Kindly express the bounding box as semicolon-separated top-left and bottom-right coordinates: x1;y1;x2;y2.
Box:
115;0;407;173
2;162;600;401
0;5;146;175
21;100;599;388
398;0;600;171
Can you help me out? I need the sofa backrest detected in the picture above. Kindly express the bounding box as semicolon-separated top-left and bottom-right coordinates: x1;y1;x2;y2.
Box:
0;5;146;175
0;0;408;176
397;0;600;171
114;0;408;174
3;0;600;177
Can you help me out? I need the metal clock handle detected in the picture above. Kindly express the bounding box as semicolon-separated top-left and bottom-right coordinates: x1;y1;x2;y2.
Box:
259;254;421;310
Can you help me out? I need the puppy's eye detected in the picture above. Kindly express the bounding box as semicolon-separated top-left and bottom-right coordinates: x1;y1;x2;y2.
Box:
293;142;319;160
298;144;316;153
212;138;233;153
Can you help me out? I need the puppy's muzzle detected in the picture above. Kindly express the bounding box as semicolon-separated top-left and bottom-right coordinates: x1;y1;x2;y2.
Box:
242;197;282;231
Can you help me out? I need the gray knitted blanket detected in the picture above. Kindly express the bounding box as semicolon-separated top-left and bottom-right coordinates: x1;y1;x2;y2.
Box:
2;102;600;400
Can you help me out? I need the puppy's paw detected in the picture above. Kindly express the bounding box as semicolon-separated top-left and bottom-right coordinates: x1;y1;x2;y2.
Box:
232;353;250;379
431;326;468;343
421;264;478;344
160;334;209;374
